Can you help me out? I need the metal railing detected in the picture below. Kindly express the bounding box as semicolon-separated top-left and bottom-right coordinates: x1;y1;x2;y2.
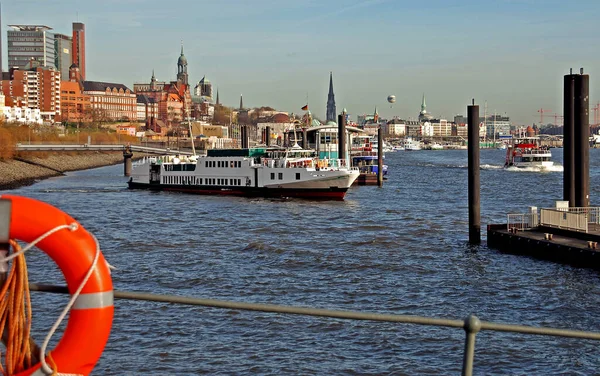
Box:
540;208;589;233
29;283;600;376
566;207;600;225
506;213;538;231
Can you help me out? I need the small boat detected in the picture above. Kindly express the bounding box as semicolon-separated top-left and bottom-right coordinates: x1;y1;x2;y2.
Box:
403;137;422;151
497;143;507;150
430;143;443;150
504;137;553;169
128;147;360;200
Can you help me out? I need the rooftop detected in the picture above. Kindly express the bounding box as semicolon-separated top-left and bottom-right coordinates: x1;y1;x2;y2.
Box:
8;25;53;31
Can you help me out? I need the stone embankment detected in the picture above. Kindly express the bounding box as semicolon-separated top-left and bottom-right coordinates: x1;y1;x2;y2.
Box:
0;152;125;190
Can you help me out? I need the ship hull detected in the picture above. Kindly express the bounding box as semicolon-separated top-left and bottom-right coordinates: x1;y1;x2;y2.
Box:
127;181;349;200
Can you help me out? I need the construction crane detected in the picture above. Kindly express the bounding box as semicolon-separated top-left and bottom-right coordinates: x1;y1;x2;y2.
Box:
553;113;563;126
537;108;551;125
592;103;600;127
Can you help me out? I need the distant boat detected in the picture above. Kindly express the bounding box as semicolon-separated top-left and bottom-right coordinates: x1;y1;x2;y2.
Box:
504;137;553;169
403;137;422;151
497;143;507;150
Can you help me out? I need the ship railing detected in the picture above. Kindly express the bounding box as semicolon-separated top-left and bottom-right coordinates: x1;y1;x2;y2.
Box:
540;208;589;233
29;283;600;376
506;213;538;231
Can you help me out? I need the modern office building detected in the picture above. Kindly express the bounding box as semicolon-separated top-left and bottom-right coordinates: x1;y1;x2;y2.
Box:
72;22;86;80
54;33;73;81
7;25;56;69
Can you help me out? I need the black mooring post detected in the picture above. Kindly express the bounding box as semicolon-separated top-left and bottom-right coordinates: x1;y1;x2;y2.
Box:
265;126;271;146
337;114;346;162
467;100;480;244
377;126;384;187
564;72;576;206
574;70;590;208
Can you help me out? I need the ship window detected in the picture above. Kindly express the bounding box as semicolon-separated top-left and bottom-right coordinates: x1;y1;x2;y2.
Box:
205;161;208;167
238;179;241;186
199;178;203;184
271;173;275;180
296;173;300;180
278;173;283;180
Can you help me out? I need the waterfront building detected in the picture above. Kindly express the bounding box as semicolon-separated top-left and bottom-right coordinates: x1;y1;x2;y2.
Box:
429;118;452;137
1;65;61;122
136;94;158;123
133;45;192;125
486;114;511;138
83;81;136;121
385;118;407;137
54;33;73;81
72;23;85;80
326;72;336;123
404;120;425;137
59;64;90;123
2;106;42;124
7;25;56;70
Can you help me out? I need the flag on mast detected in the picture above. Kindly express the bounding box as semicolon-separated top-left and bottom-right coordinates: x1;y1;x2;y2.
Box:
301;104;308;111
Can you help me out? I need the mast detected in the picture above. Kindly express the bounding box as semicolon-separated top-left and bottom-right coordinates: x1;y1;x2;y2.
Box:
186;108;196;156
483;101;487;143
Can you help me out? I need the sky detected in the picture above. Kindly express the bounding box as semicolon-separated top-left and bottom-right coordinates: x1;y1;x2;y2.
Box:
2;0;600;125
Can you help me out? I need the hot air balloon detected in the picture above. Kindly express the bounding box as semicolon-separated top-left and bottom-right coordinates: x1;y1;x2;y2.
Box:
387;95;396;104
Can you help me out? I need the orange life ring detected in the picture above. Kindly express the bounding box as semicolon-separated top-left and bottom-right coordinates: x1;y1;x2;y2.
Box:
2;195;114;376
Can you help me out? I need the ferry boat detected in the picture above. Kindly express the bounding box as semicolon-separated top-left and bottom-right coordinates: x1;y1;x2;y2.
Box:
350;135;388;176
128;147;360;200
504;137;553;169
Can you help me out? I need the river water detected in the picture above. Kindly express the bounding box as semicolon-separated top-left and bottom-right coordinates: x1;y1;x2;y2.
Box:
2;148;600;375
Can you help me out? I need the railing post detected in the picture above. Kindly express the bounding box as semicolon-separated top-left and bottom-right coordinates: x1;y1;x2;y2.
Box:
462;314;481;376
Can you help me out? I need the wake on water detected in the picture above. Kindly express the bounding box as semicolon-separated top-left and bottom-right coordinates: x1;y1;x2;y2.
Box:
504;164;564;173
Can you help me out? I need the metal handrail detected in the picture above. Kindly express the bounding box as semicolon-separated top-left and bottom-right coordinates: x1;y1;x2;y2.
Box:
29;283;600;376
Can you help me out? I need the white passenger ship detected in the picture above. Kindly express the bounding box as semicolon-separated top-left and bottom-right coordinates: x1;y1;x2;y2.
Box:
128;147;360;199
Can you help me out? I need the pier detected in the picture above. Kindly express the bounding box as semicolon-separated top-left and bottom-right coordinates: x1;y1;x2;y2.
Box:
487;205;600;269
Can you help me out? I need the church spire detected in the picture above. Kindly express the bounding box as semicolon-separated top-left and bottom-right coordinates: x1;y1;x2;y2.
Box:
216;89;220;106
177;41;188;85
420;93;427;114
326;72;337;122
239;94;244;110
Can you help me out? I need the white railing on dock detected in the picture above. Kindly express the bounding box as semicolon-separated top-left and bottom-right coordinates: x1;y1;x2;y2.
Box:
564;207;600;225
507;213;538;231
540;209;589;233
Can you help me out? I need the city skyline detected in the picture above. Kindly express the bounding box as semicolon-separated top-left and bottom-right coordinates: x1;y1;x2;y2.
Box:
2;0;599;124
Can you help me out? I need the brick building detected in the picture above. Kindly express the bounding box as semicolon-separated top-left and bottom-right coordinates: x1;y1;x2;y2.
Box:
83;80;137;121
60;64;90;123
1;65;61;122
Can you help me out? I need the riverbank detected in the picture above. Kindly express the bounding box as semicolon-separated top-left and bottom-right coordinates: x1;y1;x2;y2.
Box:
0;152;125;191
